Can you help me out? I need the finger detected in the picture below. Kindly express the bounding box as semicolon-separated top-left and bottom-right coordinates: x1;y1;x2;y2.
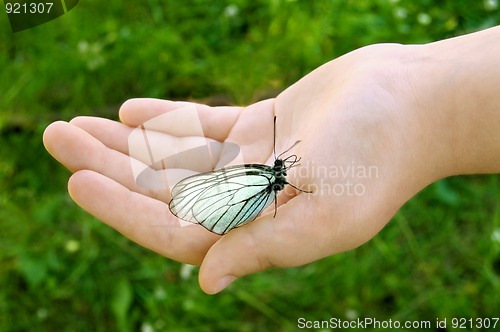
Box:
118;98;282;165
69;116;132;155
69;116;223;172
43;121;166;200
68;170;219;264
119;98;242;142
198;193;328;294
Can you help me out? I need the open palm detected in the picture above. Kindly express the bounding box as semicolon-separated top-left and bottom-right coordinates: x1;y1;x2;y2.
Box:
44;44;442;293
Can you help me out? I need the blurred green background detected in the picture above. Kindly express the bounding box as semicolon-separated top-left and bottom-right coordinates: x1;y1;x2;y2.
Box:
1;0;499;331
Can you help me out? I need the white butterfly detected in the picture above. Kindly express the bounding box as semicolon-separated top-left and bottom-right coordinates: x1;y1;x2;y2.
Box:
169;117;310;235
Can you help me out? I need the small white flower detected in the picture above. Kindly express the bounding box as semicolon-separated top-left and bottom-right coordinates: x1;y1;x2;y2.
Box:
224;4;239;18
180;263;196;280
394;7;408;20
141;322;154;332
491;228;500;244
154;286;166;300
77;40;89;53
345;308;359;320
36;308;48;320
417;12;432;25
484;0;498;11
65;239;80;253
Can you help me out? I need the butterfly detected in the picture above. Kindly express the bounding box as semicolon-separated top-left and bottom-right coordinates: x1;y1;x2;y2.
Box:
168;116;310;235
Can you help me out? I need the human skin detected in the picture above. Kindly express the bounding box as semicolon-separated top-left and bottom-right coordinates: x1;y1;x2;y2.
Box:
43;26;500;294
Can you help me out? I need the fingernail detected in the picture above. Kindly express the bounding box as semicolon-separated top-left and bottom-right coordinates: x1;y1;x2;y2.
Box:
213;275;236;293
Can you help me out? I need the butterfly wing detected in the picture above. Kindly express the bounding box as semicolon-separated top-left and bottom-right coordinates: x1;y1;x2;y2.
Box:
169;165;277;235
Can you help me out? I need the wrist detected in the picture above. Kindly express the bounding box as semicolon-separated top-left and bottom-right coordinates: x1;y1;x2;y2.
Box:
358;44;456;186
416;27;500;176
393;43;458;181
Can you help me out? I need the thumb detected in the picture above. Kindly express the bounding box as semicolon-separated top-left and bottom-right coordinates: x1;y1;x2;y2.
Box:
198;194;325;294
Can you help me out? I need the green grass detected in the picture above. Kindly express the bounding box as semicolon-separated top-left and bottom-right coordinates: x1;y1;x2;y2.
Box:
1;0;499;331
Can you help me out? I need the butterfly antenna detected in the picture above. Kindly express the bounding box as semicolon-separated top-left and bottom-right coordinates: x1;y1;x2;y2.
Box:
277;140;302;159
273;196;278;218
288;182;313;194
273;116;277;160
272;116;303;159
